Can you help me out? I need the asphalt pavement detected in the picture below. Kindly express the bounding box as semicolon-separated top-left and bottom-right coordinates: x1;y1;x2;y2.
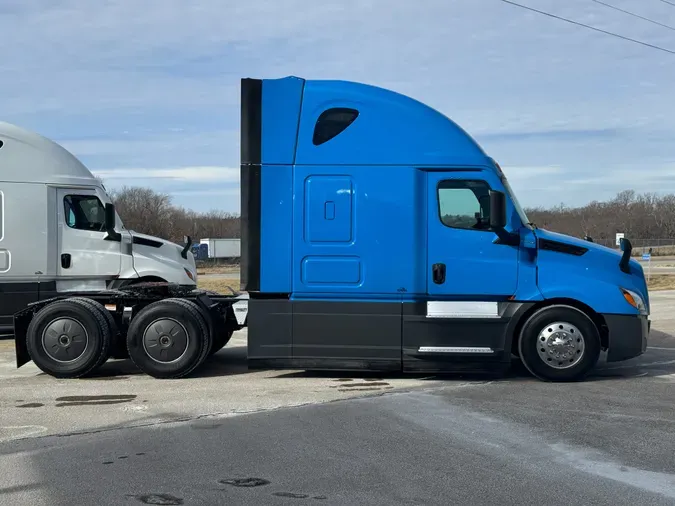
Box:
0;293;674;505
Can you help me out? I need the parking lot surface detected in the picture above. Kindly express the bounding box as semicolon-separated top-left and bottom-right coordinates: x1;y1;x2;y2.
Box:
0;292;674;505
0;331;445;442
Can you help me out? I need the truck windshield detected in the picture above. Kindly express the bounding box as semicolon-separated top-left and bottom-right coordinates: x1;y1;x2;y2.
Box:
501;176;532;229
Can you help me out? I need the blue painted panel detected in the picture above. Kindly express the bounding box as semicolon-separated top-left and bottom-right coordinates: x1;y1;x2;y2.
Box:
513;228;542;301
292;165;419;296
261;76;305;165
260;164;293;293
535;229;648;315
294;80;491;167
304;175;353;243
302;256;361;285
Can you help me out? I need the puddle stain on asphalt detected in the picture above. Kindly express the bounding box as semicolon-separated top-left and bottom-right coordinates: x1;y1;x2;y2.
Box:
218;477;327;500
102;453;147;465
330;378;393;393
219;477;270;487
273;492;310;499
130;493;184;505
54;394;136;407
337;386;394;392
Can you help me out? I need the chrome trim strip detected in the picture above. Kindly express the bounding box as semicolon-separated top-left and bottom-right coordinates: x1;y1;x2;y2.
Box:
418;346;495;354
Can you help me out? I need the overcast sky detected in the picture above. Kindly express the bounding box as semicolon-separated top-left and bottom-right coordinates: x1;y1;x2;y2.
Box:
2;0;674;213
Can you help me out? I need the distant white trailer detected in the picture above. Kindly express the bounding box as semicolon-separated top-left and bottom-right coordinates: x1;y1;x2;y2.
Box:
200;238;241;259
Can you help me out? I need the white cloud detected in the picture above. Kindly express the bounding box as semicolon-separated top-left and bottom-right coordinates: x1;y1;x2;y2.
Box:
171;188;241;197
94;166;238;183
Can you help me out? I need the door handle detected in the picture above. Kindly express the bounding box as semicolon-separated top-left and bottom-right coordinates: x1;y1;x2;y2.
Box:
61;253;71;269
432;263;446;284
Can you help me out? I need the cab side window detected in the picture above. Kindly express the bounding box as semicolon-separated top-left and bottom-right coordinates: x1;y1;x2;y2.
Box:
63;195;106;232
438;180;491;230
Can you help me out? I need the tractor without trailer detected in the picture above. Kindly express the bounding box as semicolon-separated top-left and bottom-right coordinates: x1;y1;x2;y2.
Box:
13;284;248;378
9;75;650;381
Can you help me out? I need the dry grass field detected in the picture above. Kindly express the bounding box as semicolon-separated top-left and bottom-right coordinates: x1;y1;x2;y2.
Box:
197;276;240;294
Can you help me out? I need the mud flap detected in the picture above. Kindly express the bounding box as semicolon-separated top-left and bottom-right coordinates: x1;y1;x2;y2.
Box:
13;311;32;368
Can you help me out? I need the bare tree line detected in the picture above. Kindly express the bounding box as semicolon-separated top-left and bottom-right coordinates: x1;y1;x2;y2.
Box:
107;185;675;248
526;190;675;246
107;185;239;244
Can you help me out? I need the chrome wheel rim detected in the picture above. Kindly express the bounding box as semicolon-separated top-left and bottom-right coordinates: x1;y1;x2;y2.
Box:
536;321;585;369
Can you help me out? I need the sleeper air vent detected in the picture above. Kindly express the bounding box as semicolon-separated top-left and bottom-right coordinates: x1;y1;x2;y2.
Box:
539;238;588;256
312;108;359;145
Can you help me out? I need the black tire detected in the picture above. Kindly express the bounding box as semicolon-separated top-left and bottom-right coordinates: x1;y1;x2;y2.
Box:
67;297;121;367
26;298;113;378
166;298;219;359
126;298;212;379
182;300;233;357
518;305;601;382
69;297;128;360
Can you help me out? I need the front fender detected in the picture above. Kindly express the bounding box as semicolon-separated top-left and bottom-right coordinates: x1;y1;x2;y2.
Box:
133;266;196;286
538;272;639;316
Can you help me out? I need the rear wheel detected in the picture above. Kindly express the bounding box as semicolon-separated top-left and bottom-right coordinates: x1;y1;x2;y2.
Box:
126;298;212;378
26;298;113;378
518;305;601;382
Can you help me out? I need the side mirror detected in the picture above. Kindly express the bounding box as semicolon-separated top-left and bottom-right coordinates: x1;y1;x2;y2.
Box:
104;203;121;242
489;190;507;230
619;237;632;273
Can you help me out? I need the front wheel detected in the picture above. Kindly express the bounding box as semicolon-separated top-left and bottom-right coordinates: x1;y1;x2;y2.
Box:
518;305;601;382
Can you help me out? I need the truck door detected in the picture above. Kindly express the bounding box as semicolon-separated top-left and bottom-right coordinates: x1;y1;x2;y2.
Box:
56;188;122;283
402;170;520;371
426;171;518;297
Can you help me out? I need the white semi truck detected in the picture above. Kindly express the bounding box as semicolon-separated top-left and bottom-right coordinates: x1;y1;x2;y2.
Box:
1;121;248;377
0;121;203;334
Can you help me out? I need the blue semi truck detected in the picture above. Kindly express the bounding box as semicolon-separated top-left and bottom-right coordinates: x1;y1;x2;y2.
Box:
11;76;649;382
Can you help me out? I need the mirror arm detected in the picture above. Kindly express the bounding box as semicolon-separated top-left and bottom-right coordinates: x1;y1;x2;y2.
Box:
181;236;193;259
104;229;122;242
492;227;519;246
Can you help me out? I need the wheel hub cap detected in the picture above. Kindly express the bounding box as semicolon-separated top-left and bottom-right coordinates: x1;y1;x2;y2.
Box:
142;318;189;363
42;318;88;363
536;321;585;369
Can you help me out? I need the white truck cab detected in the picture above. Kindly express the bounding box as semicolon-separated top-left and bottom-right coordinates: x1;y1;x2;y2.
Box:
0;121;197;332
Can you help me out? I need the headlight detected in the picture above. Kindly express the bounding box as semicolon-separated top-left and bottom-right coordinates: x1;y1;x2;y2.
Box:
620;287;648;315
